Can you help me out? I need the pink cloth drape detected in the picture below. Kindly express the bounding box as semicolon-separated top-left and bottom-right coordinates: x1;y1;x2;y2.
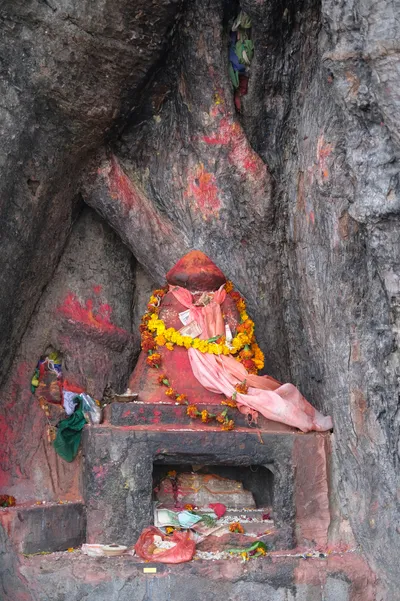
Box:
170;286;332;433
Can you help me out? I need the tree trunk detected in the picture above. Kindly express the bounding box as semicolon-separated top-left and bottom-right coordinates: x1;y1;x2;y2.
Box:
1;0;400;595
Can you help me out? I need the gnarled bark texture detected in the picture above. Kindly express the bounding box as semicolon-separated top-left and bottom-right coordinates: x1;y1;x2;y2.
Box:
1;0;399;596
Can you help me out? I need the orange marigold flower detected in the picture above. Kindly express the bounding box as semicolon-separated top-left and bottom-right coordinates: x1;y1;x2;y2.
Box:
229;522;244;534
158;374;169;386
184;504;194;511
153;289;166;298
146;353;161;368
237;299;246;312
222;419;235;431
224;280;234;293
165;387;176;397
165;526;175;534
221;398;237;408
216;412;226;424
201;409;211;423
241;358;257;374
176;394;187;404
167;470;177;477
187;404;199;418
165;342;174;351
239;346;253;360
155;334;166;346
235;380;249;394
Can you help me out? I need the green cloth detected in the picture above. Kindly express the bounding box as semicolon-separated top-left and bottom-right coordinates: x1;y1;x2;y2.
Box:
53;407;86;462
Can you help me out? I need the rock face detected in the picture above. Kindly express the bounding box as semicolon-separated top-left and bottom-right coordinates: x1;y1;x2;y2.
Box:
1;0;400;596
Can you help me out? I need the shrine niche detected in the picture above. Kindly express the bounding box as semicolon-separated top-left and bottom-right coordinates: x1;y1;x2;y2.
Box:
129;250;332;433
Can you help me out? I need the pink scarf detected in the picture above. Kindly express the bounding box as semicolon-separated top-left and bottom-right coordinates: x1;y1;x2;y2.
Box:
170;286;332;433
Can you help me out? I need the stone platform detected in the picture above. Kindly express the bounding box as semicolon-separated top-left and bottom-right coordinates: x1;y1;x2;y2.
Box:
0;501;86;554
11;548;375;601
82;419;330;551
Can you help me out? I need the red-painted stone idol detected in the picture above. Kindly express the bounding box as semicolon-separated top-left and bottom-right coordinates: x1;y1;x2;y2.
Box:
129;251;332;432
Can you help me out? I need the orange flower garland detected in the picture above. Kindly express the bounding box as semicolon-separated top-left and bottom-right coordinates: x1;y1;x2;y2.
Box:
139;280;266;431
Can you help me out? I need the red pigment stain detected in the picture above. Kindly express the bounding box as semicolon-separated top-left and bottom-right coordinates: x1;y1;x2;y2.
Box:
58;292;127;336
185;163;221;218
151;410;162;424
93;465;108;480
122;410;131;418
93;285;102;295
203;118;266;179
102;155;174;237
316;136;333;181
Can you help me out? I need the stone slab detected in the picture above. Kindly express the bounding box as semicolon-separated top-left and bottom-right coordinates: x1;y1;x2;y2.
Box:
105;400;296;432
0;502;86;554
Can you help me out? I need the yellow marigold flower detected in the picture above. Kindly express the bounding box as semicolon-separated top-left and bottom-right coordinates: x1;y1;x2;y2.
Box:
224;280;234;293
222;419;235;431
241;552;249;562
183;337;192;349
165;387;176;397
166;342;174;351
155;334;166;346
165;526;175;534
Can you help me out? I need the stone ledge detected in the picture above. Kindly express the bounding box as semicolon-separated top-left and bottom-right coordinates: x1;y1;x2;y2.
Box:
105;400;297;432
17;549;376;601
0;501;86;554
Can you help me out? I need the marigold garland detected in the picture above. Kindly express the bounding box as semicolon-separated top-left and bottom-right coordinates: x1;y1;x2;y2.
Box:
140;281;266;431
140;281;264;371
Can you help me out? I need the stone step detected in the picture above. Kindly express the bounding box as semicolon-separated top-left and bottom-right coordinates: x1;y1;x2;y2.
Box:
12;548;375;601
105;400;297;432
0;501;86;554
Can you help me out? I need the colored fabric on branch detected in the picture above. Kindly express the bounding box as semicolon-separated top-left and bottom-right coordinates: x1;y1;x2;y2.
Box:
170;286;333;433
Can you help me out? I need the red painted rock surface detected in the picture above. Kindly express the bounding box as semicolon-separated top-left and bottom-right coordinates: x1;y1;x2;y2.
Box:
166;250;226;291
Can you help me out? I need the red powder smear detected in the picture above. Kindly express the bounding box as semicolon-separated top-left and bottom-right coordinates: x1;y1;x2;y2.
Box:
151;409;162;424
93;465;108;481
122;410;131;419
316;136;333;181
185;163;221;218
102;155;174;237
203;118;266;179
93;285;102;295
63;380;85;394
58;292;127;336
